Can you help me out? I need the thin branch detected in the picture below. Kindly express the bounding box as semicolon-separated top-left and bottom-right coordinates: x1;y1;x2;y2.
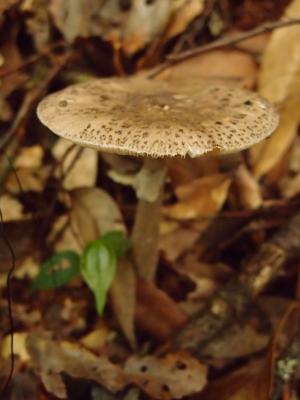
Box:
165;212;300;355
0;40;68;79
148;17;300;78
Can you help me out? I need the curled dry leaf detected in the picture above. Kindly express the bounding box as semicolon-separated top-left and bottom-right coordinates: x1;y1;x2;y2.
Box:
251;0;300;178
164;173;232;221
27;334;207;399
164;0;204;40
52;138;98;190
110;258;137;349
70;187;126;246
233;164;263;209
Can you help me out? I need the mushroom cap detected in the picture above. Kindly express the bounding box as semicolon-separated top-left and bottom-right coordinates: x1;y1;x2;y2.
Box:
37;77;279;158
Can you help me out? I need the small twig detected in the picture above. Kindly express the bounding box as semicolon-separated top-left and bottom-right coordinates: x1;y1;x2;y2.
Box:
0;208;16;396
171;0;218;54
0;51;76;185
0;40;68;79
148;17;300;78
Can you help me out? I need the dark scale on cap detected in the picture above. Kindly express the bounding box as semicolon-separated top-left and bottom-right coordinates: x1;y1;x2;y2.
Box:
37;76;279;158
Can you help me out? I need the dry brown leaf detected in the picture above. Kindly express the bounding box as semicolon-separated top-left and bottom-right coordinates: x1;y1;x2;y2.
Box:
135;278;187;341
110;258;137;349
14;145;44;168
164;173;232;220
197;358;271;400
1;332;29;362
124;352;207;399
158;49;257;89
173;254;233;301
52;138;98;190
70;187;125;246
160;227;200;262
250;0;300;177
27;333;126;399
252;98;300;178
50;214;82;253
166;155;220;187
27;334;207;399
0;194;24;221
280;173;300;198
258;0;300;103
80;322;112;353
164;0;204;40
50;0;176;54
233;165;262;209
6;166;50;194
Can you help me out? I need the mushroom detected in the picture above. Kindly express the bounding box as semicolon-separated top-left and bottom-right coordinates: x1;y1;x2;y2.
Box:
37;77;279;280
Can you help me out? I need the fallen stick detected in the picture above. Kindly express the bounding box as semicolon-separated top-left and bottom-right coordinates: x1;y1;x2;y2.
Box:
167;213;300;354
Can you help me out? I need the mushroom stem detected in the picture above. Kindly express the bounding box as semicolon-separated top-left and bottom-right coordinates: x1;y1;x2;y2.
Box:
131;158;166;281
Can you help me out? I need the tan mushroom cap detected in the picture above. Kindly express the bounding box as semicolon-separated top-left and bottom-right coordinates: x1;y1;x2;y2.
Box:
37;77;279;158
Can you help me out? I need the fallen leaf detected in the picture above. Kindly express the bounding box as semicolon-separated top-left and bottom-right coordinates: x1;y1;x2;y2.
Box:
159;49;257;89
80;322;112;353
121;0;173;55
14;145;44;169
27;334;207;399
233;165;263;209
70;187;126;247
6;166;50;194
252;98;300;178
164;173;232;221
52;138;98;190
124;352;207;399
50;214;82;253
110;258;137;349
258;0;300;103
0;194;25;221
27;333;126;399
160;227;200;262
164;0;204;40
1;332;29;362
280;173;300;198
197;358;271;400
166;155;220;187
50;0;175;54
135;278;187;341
250;0;300;177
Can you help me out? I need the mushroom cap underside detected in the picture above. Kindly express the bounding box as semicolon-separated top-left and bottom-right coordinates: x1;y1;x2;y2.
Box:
37;77;279;158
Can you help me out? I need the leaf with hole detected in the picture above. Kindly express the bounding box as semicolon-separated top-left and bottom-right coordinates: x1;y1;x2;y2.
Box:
31;250;80;290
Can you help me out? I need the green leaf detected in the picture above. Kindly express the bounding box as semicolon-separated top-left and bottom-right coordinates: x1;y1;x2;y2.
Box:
31;250;80;290
100;231;130;258
80;231;130;315
80;241;116;314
